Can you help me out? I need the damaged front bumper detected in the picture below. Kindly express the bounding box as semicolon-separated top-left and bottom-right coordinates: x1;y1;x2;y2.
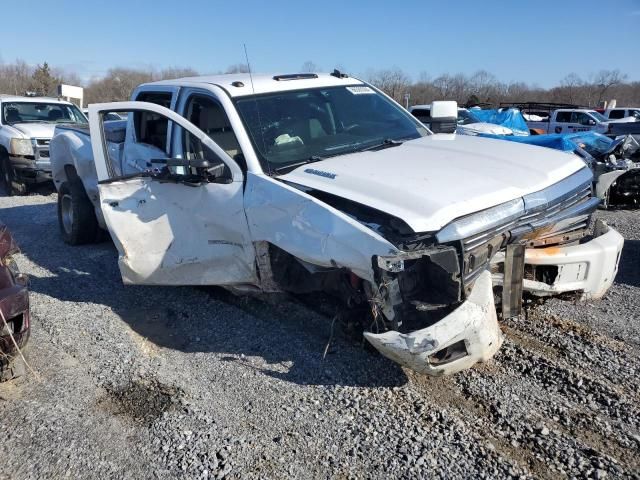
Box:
364;270;503;376
492;220;623;299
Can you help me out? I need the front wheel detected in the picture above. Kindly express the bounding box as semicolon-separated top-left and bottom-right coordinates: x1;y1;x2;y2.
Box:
57;181;101;245
0;154;27;196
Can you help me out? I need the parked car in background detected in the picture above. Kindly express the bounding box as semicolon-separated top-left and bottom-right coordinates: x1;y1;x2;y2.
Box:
526;109;610;135
50;73;623;376
409;105;514;135
500;103;613;135
82;109;126;121
596;107;640;122
0;95;88;195
0;222;30;381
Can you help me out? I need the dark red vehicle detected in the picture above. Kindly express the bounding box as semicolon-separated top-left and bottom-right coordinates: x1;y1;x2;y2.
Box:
0;221;30;381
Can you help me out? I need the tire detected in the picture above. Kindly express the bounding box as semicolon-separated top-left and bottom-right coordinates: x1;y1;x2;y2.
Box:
0;153;27;196
57;180;101;245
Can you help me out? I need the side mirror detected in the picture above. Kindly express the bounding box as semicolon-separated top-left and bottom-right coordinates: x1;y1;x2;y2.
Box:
429;101;458;134
588;119;596;126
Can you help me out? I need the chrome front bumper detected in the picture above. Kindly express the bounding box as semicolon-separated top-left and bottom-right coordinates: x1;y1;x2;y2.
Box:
492;220;623;299
364;270;503;376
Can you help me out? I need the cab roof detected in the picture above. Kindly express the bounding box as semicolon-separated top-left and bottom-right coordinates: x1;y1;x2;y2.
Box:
142;72;364;97
0;94;74;104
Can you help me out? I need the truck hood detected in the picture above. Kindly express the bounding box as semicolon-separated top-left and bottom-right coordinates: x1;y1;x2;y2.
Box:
279;135;587;232
457;123;513;136
9;123;57;139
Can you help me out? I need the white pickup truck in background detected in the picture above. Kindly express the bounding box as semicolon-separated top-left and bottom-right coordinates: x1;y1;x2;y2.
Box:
0;95;87;195
524;108;611;135
49;72;624;376
596;107;640;122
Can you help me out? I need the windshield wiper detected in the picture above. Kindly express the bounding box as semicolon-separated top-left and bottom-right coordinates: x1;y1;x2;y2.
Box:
273;155;325;174
356;138;403;153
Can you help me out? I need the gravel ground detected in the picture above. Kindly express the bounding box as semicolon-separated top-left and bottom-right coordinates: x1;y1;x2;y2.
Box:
0;186;639;480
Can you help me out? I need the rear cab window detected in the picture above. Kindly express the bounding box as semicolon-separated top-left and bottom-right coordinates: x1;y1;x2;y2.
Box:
608;109;625;119
132;91;173;150
411;108;431;124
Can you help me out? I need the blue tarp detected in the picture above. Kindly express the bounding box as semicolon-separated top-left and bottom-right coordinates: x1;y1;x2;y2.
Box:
469;108;530;136
480;131;615;156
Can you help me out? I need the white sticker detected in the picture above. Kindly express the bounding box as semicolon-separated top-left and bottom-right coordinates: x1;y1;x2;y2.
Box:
346;86;375;95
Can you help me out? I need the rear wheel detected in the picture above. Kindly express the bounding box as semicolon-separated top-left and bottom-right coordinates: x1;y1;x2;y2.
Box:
57;180;101;245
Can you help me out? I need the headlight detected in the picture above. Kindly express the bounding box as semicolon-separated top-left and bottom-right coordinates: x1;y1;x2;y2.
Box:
9;138;34;156
436;198;524;243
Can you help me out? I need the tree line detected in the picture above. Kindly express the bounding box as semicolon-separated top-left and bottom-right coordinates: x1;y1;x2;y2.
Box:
369;68;638;108
1;59;639;108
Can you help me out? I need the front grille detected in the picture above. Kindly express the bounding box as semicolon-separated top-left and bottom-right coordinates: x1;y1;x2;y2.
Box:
515;183;591;232
460;176;596;287
33;138;51;161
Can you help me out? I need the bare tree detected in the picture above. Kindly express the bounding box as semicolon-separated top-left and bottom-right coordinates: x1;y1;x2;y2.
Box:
301;61;320;73
590;69;628;105
0;59;32;95
84;68;155;103
468;70;501;102
159;67;198;80
367;67;411;102
225;64;249;74
559;73;584;104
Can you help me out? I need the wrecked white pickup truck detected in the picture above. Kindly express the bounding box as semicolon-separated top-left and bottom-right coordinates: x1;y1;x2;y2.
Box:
49;72;624;375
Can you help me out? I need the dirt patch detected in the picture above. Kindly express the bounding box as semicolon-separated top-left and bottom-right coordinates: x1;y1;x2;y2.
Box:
99;378;183;425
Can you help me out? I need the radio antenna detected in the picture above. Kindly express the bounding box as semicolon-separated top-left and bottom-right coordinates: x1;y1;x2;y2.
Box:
243;43;256;94
244;44;268;164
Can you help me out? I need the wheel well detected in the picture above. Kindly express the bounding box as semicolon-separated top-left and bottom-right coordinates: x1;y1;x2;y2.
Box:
64;164;80;182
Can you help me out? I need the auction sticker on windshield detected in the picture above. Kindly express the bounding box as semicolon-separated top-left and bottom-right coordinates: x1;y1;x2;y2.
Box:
346;86;375;95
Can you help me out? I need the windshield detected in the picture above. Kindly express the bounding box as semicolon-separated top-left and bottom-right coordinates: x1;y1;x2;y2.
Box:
2;102;87;125
234;85;428;173
588;111;608;122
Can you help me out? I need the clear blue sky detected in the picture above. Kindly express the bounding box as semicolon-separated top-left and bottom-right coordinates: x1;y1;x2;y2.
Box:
2;0;640;87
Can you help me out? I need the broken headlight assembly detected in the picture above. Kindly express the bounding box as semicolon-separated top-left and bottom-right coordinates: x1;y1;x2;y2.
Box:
374;245;463;321
376;255;405;273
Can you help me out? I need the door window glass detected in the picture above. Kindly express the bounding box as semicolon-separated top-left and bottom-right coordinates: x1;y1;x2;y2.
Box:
571;112;591;125
97;106;233;184
132;92;172;150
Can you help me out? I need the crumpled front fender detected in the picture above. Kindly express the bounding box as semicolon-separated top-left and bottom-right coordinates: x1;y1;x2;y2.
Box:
364;270;503;376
